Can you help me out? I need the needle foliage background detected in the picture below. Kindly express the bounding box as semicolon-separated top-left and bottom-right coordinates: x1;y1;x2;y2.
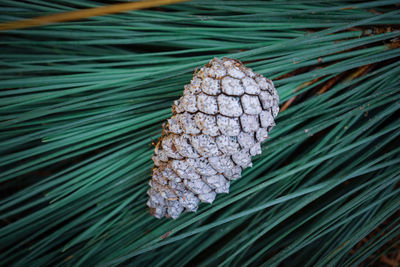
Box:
1;0;400;266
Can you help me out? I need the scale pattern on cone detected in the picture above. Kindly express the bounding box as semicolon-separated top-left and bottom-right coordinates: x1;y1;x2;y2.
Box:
147;58;279;219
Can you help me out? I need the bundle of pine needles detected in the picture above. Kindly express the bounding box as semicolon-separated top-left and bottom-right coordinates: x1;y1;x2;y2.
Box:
1;0;399;266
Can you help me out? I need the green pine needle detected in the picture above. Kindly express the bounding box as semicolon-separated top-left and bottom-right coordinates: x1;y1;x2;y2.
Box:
1;0;400;266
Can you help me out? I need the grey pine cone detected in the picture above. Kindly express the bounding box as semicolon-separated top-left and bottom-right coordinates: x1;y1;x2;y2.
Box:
147;58;279;219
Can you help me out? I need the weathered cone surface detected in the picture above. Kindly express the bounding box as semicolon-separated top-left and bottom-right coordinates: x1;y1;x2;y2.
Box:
147;58;279;219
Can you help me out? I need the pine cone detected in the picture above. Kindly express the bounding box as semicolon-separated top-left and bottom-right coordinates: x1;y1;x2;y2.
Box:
147;58;279;219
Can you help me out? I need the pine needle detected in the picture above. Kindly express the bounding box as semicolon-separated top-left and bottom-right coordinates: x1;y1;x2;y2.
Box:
0;0;188;31
1;0;399;266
